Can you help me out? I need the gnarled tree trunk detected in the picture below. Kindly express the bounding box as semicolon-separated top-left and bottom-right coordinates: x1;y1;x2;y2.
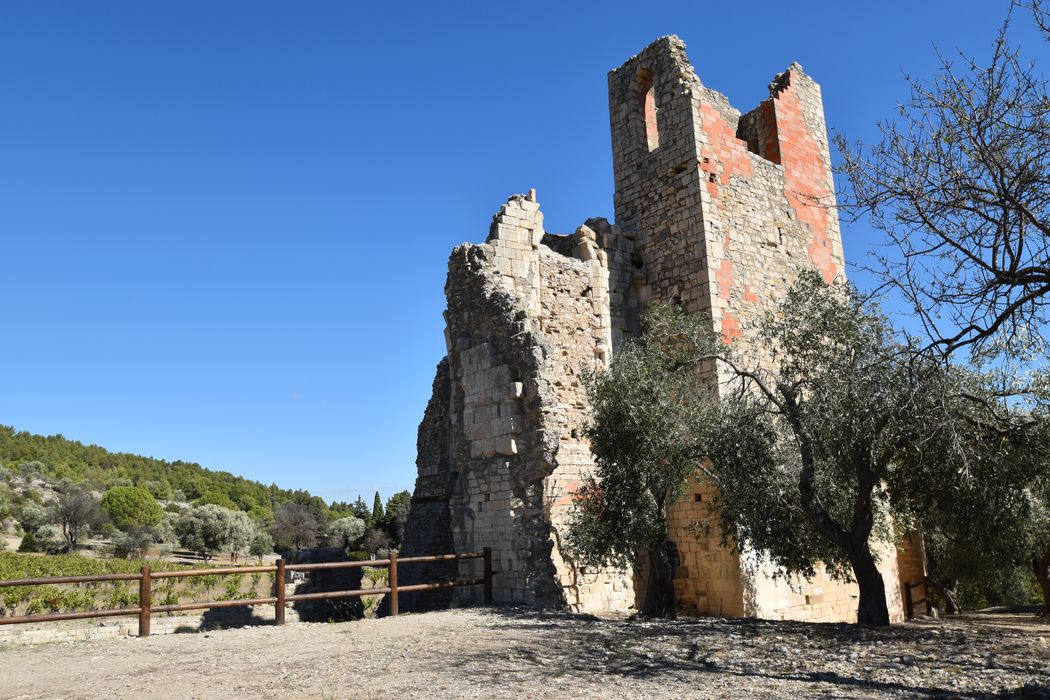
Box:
927;576;961;614
640;538;678;618
850;547;890;626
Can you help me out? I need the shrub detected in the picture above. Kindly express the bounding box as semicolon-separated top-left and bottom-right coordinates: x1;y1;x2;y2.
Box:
17;532;40;553
106;586;137;609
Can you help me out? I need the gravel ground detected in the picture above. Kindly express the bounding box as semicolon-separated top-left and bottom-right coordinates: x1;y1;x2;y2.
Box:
1;607;1048;699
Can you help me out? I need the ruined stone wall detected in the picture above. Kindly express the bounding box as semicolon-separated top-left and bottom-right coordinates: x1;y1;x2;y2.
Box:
895;531;929;614
405;34;911;623
609;37;711;319
667;476;746;617
401;194;634;613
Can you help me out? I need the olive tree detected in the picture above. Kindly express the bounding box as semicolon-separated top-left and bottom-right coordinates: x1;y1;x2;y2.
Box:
174;504;249;561
249;529;274;560
328;516;366;551
582;273;1037;625
17;502;48;537
838;4;1050;614
565;323;707;618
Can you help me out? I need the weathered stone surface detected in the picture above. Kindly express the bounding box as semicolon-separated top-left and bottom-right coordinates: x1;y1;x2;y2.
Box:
402;34;922;622
399;359;459;612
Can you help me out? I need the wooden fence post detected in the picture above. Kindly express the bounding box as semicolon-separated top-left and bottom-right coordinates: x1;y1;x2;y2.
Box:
275;559;286;626
483;547;493;605
389;551;399;617
138;566;151;638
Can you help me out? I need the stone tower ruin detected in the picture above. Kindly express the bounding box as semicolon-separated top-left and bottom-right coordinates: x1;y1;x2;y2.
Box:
401;35;926;622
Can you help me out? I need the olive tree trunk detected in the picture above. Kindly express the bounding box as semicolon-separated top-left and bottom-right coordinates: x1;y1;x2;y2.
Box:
849;547;891;626
793;413;891;626
927;576;961;614
640;538;678;619
1034;552;1050;616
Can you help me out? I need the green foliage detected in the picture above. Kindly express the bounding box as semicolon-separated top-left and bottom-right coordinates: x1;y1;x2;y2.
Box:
17;533;40;553
109;528;156;559
194;490;238;511
567;323;704;571
106;586;137;609
372;491;384;522
52;485;104;550
361;528;391;555
174;504;260;560
0;426;344;525
142;480;173;500
350;496;371;524
579;274;1044;624
0;551;273;617
328;516;366;551
17;502;48;536
362;566;387;585
249;529;274;558
381;491;412;548
100;486;163;531
220;574;244;601
20;526;62;554
565;308;709;617
698;275;1040;624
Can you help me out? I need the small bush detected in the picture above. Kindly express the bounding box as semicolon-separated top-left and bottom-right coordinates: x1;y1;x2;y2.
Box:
221;574;243;601
107;586;137;609
363;567;387;585
17;533;40;553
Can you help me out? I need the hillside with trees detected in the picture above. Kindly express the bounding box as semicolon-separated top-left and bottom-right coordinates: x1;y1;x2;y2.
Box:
0;425;412;568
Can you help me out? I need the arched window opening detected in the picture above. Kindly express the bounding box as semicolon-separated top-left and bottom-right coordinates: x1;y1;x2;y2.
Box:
636;69;660;152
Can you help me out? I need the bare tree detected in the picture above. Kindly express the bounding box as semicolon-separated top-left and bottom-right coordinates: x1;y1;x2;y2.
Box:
838;5;1050;361
51;486;103;551
269;502;321;552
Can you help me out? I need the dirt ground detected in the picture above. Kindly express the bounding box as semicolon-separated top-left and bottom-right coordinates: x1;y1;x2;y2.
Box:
1;607;1048;699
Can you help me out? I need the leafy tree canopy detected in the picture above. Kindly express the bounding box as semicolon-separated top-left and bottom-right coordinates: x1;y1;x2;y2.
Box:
100;486;163;531
328;516;366;551
574;273;1043;625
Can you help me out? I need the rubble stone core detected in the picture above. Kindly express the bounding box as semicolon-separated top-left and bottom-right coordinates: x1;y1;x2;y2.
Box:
401;35;926;622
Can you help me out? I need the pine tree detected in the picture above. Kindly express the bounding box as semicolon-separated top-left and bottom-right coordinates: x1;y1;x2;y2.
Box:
351;495;371;522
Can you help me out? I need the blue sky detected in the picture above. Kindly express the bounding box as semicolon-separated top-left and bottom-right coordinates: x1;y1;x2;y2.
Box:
0;1;1044;503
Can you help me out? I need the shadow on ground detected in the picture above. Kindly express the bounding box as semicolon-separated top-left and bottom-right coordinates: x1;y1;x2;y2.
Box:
446;607;1050;699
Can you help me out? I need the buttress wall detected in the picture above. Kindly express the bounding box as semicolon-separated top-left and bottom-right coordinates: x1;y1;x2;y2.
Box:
401;193;635;613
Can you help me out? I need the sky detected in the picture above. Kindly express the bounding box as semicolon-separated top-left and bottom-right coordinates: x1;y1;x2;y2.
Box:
0;1;1046;503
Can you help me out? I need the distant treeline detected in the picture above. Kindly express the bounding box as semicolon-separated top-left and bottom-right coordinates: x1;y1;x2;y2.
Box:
0;424;370;524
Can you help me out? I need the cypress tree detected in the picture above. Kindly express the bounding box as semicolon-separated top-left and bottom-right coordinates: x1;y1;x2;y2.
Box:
372;491;384;522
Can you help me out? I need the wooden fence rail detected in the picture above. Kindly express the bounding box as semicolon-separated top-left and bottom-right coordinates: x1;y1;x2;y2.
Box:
0;547;493;638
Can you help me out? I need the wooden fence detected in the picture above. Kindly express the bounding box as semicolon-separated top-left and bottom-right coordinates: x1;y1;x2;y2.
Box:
0;548;493;638
904;579;932;618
